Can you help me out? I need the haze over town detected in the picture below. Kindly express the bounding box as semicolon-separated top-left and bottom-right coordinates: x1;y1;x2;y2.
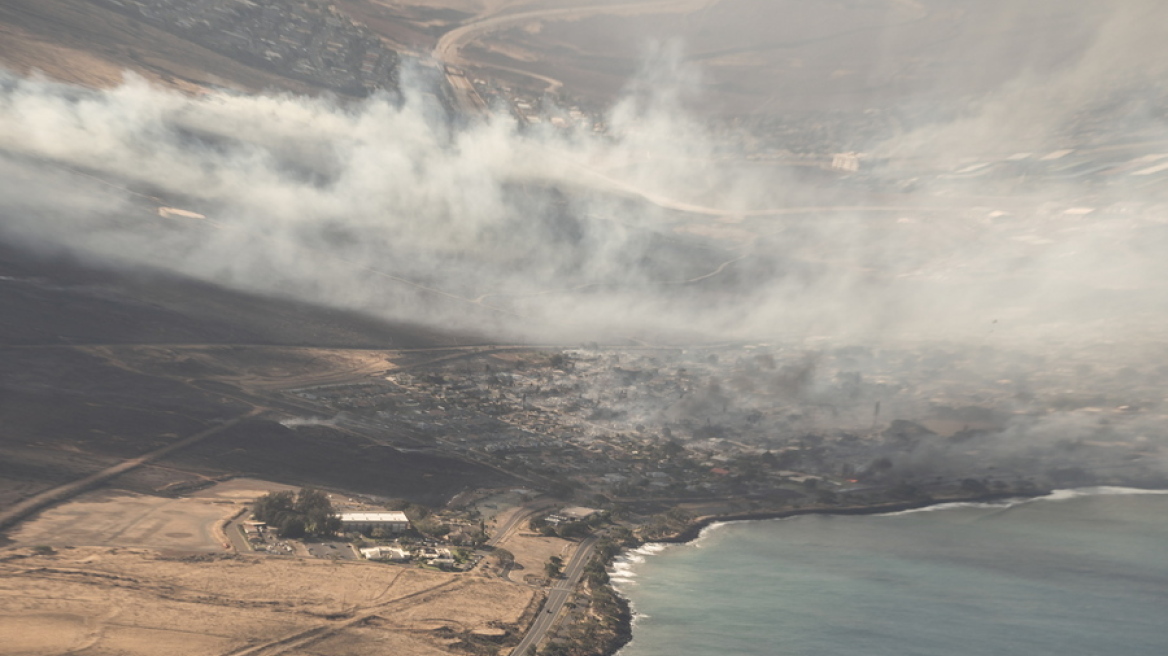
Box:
1;1;1166;349
1;2;1167;656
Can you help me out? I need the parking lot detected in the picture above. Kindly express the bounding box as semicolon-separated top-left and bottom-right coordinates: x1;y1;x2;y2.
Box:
305;540;358;559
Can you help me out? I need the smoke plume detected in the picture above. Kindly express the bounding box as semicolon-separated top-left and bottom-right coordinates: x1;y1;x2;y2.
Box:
1;8;1167;352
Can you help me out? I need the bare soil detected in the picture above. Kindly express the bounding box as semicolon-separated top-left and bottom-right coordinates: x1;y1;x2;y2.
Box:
7;479;296;554
2;479;539;656
0;545;536;656
497;524;578;584
9;488;238;553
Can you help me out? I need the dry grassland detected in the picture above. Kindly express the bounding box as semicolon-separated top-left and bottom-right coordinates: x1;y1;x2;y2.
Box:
2;479;541;655
8;479;296;553
500;530;578;584
0;545;537;656
85;345;398;392
9;489;237;553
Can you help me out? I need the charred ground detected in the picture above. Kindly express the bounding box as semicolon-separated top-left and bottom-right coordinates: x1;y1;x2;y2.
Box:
0;238;517;514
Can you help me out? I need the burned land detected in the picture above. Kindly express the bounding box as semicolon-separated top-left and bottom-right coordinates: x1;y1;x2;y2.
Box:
3;2;1168;656
0;241;515;512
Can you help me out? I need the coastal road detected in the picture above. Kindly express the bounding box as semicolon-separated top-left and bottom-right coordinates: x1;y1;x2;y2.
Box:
433;0;715;113
511;535;600;656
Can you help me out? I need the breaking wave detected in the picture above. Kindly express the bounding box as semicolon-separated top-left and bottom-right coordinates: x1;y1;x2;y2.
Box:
609;543;672;585
879;486;1168;516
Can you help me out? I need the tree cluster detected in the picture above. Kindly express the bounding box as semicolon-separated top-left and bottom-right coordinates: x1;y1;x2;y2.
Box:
545;555;564;578
253;488;342;538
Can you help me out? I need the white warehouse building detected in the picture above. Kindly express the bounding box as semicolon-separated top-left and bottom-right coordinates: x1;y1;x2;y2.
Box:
339;511;410;534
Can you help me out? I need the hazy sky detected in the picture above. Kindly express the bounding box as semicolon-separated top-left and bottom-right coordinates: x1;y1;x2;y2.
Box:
1;2;1166;351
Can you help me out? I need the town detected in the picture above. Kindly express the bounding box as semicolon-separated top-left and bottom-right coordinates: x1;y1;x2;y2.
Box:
3;2;1168;655
90;0;1168;204
97;0;404;95
285;342;1167;524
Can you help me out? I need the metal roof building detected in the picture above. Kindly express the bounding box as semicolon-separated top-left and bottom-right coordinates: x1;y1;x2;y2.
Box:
339;511;410;534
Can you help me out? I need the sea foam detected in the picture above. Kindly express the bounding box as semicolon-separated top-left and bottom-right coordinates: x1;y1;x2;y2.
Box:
609;543;673;585
879;486;1168;517
1040;486;1168;501
615;493;1168;656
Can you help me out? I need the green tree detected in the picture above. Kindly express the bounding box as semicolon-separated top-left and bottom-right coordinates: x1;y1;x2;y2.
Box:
294;488;331;515
545;555;564;578
253;491;295;524
254;488;340;538
279;516;306;538
558;521;589;538
414;517;450;539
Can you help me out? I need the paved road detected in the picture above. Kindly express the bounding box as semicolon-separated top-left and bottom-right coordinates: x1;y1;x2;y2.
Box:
224;518;252;553
487;499;557;548
510;535;600;656
0;410;257;534
433;0;714;114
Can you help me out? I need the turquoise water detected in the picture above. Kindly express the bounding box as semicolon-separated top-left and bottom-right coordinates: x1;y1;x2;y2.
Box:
612;488;1168;656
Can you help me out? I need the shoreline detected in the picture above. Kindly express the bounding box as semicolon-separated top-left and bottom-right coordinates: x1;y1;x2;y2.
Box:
599;485;1168;656
596;491;1046;656
651;491;1041;545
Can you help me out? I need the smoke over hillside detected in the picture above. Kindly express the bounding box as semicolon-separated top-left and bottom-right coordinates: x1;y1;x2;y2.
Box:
2;3;1168;351
1;1;1167;496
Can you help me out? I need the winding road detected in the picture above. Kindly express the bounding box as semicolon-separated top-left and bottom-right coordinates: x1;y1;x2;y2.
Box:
433;0;716;113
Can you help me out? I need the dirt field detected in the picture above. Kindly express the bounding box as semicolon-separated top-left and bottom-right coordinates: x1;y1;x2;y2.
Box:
85;345;400;393
9;490;236;553
498;527;578;585
3;478;545;654
0;545;538;656
7;479;296;554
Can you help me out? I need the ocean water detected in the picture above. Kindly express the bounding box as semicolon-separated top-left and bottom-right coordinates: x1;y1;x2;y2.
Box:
612;488;1168;656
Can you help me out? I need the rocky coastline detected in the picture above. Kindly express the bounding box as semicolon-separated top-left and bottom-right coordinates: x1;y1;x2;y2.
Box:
590;490;1048;656
652;491;1040;545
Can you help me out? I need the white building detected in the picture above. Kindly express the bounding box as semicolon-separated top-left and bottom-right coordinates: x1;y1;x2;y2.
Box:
419;547;455;567
339;511;410;534
360;546;410;561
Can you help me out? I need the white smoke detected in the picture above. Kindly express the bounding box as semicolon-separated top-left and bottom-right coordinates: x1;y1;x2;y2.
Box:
0;22;1166;350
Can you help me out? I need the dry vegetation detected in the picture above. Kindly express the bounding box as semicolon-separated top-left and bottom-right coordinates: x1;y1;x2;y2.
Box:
0;544;537;656
1;478;552;655
498;530;578;585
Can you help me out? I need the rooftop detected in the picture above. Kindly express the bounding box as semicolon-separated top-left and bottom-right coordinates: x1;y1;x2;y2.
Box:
339;511;409;523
